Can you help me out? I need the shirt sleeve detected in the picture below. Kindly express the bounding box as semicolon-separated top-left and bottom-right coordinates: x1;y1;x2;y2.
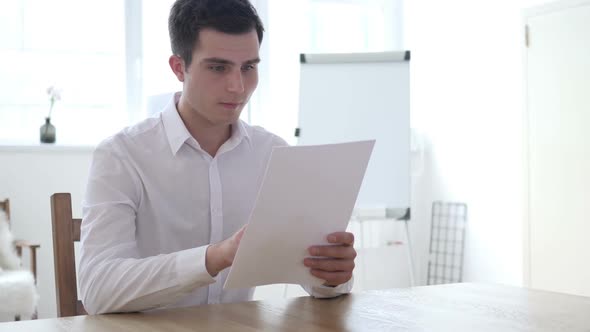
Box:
78;139;215;315
301;275;354;298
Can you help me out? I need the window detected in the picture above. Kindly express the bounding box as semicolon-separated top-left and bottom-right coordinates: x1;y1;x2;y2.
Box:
0;0;404;145
142;0;180;117
139;0;405;144
0;0;127;145
252;0;405;144
305;0;403;53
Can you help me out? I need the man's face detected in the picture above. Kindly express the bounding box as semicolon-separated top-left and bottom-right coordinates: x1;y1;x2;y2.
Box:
180;28;260;127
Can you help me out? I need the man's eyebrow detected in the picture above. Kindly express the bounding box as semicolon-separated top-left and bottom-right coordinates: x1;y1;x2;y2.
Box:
202;57;261;65
244;58;261;65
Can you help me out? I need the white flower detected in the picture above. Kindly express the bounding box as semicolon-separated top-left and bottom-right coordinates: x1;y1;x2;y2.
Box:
47;86;62;102
46;86;62;118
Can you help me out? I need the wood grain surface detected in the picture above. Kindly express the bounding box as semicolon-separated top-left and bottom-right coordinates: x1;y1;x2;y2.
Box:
2;283;589;331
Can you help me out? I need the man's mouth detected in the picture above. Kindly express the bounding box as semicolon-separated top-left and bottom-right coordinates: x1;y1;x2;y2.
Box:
220;102;242;109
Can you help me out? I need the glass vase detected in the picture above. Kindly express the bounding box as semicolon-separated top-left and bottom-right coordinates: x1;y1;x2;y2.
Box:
40;117;56;143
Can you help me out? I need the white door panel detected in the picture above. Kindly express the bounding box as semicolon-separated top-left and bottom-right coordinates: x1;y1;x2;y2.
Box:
526;1;590;296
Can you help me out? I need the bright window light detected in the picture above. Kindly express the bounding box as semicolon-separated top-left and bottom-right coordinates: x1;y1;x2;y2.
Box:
0;0;127;145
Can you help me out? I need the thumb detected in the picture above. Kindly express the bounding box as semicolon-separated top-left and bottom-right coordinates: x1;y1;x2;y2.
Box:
235;224;247;243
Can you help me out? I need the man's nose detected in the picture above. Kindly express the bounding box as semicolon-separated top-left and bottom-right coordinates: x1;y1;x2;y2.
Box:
227;70;245;93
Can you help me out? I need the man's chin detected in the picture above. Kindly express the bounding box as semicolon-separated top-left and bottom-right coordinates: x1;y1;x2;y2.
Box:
213;112;242;126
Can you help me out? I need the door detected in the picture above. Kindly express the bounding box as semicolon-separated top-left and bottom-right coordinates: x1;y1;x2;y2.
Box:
525;0;590;296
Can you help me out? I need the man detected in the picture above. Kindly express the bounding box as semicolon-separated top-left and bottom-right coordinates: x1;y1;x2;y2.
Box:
79;0;356;314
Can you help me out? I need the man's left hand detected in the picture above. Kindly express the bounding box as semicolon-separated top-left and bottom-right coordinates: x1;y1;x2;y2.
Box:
304;232;356;287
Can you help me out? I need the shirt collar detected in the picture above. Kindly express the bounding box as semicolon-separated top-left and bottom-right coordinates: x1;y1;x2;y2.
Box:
162;92;252;156
162;92;192;155
230;118;252;148
215;115;252;155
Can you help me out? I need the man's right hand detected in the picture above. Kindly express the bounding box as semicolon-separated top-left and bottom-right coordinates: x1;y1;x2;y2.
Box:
205;225;246;276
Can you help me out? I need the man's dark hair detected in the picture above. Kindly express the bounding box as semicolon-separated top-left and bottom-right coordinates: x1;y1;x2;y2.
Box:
169;0;264;69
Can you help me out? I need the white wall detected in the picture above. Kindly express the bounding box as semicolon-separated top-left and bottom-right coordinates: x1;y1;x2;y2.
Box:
0;146;93;319
406;0;555;286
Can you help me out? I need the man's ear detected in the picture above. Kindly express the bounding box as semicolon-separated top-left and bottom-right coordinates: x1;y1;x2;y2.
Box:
169;55;185;82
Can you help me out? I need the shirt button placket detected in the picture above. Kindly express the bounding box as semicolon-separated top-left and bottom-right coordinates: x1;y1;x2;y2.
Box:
208;158;223;304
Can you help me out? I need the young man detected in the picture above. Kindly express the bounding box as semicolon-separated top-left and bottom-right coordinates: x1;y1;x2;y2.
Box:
79;0;356;314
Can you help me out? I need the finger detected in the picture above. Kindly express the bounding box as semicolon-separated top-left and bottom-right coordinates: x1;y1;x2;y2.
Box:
310;270;353;286
309;245;357;259
233;224;248;245
304;258;355;272
237;224;248;233
327;232;354;245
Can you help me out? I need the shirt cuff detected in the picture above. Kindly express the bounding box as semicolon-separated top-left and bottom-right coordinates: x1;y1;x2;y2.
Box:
306;275;354;298
175;246;216;289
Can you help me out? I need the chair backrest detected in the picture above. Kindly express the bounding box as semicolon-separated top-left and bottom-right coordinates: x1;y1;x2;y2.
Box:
50;193;86;317
0;198;10;221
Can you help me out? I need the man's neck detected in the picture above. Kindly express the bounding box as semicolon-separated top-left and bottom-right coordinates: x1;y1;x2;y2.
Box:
177;100;231;158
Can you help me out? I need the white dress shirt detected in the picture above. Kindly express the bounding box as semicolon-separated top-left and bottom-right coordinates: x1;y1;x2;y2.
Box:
79;92;352;315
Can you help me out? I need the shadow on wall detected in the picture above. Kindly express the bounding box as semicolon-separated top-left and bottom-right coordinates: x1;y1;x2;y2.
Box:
410;132;455;286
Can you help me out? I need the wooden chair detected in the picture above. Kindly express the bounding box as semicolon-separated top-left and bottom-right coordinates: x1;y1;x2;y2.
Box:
50;193;87;317
0;198;41;282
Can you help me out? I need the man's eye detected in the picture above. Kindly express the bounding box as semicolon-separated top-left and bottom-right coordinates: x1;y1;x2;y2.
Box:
210;65;226;72
242;64;256;72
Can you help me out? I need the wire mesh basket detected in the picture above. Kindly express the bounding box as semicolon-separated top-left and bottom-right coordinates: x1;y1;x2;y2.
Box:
427;201;468;285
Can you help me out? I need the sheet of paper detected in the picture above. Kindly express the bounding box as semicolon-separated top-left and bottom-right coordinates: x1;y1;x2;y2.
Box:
224;140;375;289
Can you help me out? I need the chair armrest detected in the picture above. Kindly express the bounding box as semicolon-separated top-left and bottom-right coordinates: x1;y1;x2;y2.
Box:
13;239;41;283
14;239;41;250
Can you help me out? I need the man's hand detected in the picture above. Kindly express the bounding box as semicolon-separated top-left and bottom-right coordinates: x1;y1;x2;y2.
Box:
205;225;246;276
304;232;356;287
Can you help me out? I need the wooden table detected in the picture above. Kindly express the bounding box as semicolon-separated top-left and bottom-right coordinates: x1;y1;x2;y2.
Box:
2;283;590;331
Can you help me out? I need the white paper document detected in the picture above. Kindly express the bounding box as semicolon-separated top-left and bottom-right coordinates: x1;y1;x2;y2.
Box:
223;140;375;289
